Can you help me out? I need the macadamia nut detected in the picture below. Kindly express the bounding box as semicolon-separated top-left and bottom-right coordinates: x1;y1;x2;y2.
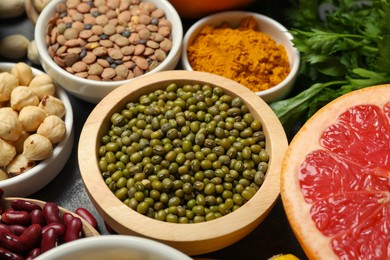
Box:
11;62;33;86
0;107;23;141
23;133;53;161
0;138;16;167
19;106;47;132
6;154;36;176
0;72;19;102
37;115;66;144
10;86;39;111
28;73;56;99
38;95;66;118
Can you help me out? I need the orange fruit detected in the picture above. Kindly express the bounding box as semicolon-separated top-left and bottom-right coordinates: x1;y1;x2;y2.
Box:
281;84;390;259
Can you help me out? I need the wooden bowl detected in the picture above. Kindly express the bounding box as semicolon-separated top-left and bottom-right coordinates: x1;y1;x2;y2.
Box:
78;70;288;255
2;197;100;238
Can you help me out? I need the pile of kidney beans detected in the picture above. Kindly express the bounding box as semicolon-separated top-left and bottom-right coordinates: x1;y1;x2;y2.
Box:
0;189;99;259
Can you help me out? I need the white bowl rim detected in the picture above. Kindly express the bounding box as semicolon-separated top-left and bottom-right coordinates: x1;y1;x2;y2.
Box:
0;62;74;190
35;0;184;89
34;235;192;260
181;10;300;98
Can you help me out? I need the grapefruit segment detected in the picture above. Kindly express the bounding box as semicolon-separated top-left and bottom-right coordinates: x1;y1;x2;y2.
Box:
321;104;390;167
281;85;390;259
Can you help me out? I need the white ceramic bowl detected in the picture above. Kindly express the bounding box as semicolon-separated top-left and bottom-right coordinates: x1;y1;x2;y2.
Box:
35;235;192;260
0;63;74;197
181;11;300;103
35;0;183;104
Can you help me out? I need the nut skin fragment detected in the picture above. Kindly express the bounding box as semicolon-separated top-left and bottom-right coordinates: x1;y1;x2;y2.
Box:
0;72;19;102
19;106;47;132
0;138;16;167
11;62;33;86
23;134;53;161
37;115;66;144
10;86;40;111
6;154;36;176
0;107;23;142
38;95;66;118
28;73;56;99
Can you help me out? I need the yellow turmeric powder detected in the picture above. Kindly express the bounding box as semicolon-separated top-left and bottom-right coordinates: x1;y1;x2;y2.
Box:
187;16;290;92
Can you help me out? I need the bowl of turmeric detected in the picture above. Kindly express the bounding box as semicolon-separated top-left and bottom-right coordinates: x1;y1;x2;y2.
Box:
181;11;300;103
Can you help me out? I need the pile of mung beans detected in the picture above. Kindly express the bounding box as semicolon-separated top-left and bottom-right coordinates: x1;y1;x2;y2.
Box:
98;83;269;223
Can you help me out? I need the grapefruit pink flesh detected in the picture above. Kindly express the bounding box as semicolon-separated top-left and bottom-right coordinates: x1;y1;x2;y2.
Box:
298;104;390;259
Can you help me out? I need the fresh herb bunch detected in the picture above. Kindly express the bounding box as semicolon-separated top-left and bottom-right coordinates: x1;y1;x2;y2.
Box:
270;0;390;132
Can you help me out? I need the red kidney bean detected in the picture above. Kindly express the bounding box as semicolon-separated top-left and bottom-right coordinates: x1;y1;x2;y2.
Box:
0;224;12;234
0;246;23;260
20;224;42;252
40;228;58;254
64;217;82;243
8;225;26;236
42;202;61;224
0;231;25;253
30;209;46;227
61;212;74;227
42;223;65;237
10;200;41;213
75;207;98;229
1;211;30;226
25;247;40;260
104;221;116;234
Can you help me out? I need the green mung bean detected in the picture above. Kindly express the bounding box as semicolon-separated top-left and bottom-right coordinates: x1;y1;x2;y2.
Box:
98;82;269;223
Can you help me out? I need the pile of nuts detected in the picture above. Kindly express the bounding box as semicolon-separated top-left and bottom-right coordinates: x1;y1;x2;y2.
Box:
0;62;67;180
46;0;173;81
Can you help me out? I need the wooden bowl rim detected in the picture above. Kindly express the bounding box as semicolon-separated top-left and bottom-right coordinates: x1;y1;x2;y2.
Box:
78;70;287;247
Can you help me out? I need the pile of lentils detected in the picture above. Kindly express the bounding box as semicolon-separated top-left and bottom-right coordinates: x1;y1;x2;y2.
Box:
46;0;173;81
98;83;269;223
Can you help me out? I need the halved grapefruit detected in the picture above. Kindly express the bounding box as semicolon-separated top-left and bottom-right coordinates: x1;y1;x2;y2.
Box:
281;84;390;259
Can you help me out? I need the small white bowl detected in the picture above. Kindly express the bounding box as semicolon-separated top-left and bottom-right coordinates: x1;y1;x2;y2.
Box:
0;63;74;197
181;11;300;103
35;235;192;260
35;0;183;104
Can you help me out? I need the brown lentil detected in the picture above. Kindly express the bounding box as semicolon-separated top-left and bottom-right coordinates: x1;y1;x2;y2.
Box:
46;0;172;81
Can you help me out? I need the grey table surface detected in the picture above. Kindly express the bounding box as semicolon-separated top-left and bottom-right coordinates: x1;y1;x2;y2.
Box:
0;1;307;259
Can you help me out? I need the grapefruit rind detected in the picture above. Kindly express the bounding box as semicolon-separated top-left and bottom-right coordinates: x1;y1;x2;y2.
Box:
281;84;390;259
